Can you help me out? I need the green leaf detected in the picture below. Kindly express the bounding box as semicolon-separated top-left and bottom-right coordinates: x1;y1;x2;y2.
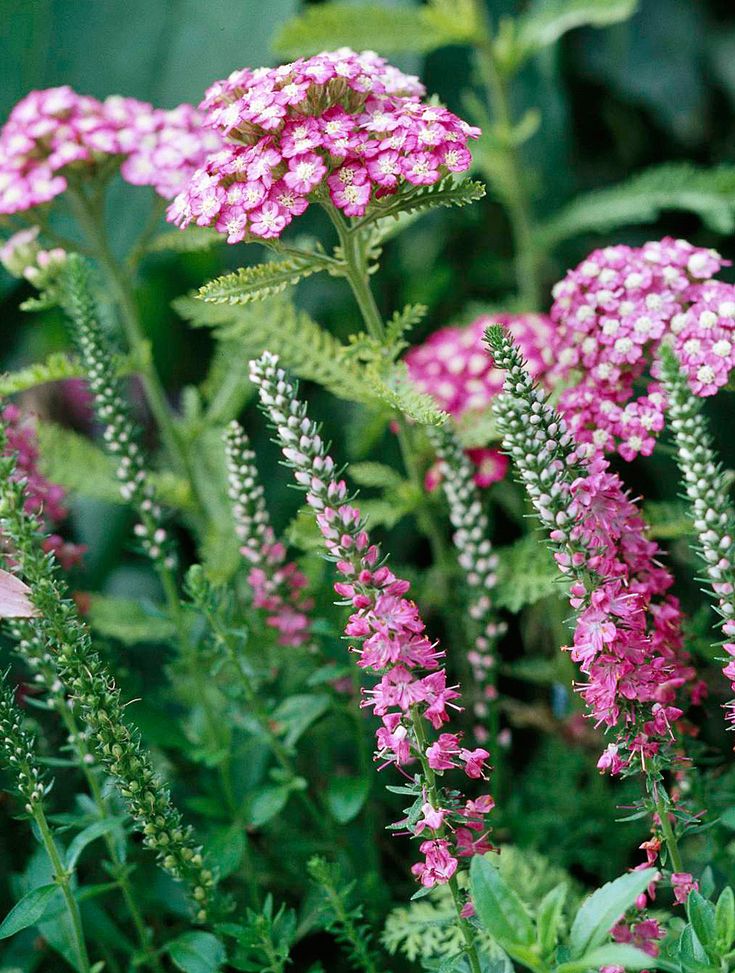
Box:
0;353;84;397
36;422;191;509
687;891;717;952
569;868;657;959
0;884;58;940
65;817;125;870
517;0;637;58
272;3;472;58
205;824;246;880
246;784;291;829
197;252;335;305
678;924;714;973
557;943;658;973
537;883;567;958
272;693;331;749
349;462;404;491
368;362;448;426
715;887;735;952
325;777;370;824
537;164;735;250
356;178;486;231
470;855;535;947
87;595;176;645
495;535;561;613
166;931;227;973
147;226;224;253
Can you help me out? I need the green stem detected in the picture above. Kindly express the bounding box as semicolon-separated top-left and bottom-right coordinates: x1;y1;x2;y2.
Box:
411;710;483;973
652;784;684;874
472;0;540;310
34;805;92;973
64;186;207;524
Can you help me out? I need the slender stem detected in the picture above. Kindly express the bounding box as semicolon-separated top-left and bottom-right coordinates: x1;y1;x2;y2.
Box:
411;710;483;973
472;0;540;310
34;806;92;973
64;186;207;524
652;784;684;874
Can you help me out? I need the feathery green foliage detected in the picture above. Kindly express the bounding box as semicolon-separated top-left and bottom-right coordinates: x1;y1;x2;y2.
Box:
197;251;338;305
0;352;84;397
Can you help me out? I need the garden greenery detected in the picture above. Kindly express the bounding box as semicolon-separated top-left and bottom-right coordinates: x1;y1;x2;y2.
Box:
1;1;735;971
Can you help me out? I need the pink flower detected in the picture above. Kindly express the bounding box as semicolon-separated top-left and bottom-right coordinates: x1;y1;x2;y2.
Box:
410;839;458;887
283;152;327;194
671;873;698;905
426;733;460;771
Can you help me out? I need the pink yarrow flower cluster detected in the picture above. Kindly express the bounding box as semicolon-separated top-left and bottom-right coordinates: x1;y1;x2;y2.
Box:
486;328;702;775
224;421;312;647
167;48;479;243
2;404;85;570
551;238;735;460
406;313;554;488
0;85;221;213
249;352;493;891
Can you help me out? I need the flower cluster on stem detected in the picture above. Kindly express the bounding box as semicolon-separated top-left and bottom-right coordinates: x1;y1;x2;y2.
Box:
485;326;701;776
169;48;479;242
427;422;505;744
0;442;216;921
224;420;312;646
658;342;735;736
0;85;221;214
550;238;735;460
248;352;492;936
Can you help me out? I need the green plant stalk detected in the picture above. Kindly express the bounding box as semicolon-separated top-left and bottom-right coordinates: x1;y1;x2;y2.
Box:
34;803;93;973
64;185;207;524
651;782;684;874
411;708;483;973
319;876;381;973
472;0;540;310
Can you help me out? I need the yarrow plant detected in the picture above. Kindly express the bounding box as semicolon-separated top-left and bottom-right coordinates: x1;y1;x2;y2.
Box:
168;48;479;241
4;11;735;972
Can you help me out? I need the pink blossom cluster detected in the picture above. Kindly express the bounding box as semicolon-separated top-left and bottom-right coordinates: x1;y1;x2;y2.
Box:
611;917;664;957
2;404;85;570
242;537;312;648
487;328;702;775
551;238;735;460
250;351;493;891
0;85;221;214
406;313;554;488
167;48;480;243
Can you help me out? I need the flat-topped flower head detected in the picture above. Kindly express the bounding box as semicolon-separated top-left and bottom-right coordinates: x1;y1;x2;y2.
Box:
167;48;480;242
551;238;735;460
0;86;221;214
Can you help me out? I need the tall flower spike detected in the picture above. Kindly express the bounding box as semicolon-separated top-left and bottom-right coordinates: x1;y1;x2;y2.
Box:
0;444;216;921
485;325;699;776
58;255;176;574
249;352;494;913
659;342;735;737
427;423;505;743
224;420;312;646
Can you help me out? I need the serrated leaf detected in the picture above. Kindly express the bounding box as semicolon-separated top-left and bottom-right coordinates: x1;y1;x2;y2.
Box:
87;595;177;645
537;164;735;249
470;855;535;947
197;252;334;305
569;869;657;959
369;362;448;426
0;884;58;940
0;353;84;397
166;931;226;973
356;178;486;232
517;0;637;57
147;226;224;253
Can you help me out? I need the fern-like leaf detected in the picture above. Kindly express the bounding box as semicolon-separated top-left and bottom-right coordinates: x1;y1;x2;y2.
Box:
0;353;84;396
355;178;486;232
367;362;448;427
147;226;224;254
494;535;562;612
537;163;735;249
197;252;335;305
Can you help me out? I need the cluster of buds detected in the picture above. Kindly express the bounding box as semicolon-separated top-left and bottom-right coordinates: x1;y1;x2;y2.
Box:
58;255;176;572
0;670;46;813
224;420;312;646
659;342;735;736
428;423;505;743
485;326;700;774
249;352;494;895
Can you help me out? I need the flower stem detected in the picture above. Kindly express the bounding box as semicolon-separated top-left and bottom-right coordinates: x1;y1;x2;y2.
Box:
652;783;684;874
34;804;92;973
472;0;540;310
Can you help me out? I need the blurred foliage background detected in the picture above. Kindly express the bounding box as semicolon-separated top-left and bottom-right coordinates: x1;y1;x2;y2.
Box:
2;1;735;964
